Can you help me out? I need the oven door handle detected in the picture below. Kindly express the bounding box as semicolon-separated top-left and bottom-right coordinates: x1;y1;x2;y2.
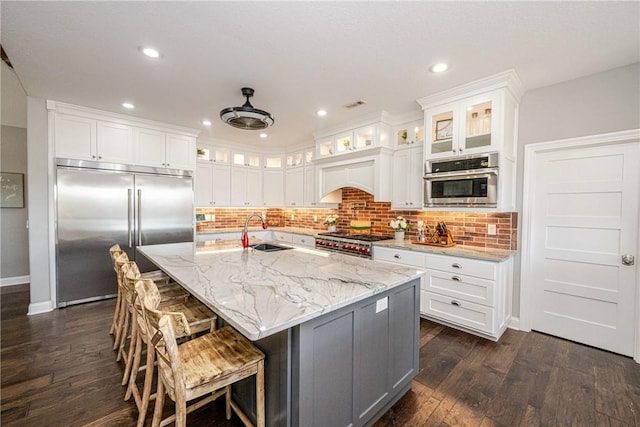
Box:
423;168;498;181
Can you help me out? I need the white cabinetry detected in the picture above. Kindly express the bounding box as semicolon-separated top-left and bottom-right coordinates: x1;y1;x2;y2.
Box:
263;169;284;207
134;130;195;170
49;101;197;170
195;162;231;207
418;70;523;161
314;115;392;160
421;253;513;341
231;167;263;207
285;168;304;207
54;114;97;160
391;146;423;209
374;246;513;341
394;119;424;148
95;121;134;164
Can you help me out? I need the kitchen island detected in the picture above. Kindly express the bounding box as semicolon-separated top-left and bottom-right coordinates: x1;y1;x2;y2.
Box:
138;239;424;427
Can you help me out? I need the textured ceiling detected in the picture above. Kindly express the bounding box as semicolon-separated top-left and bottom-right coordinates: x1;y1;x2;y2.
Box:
2;1;638;148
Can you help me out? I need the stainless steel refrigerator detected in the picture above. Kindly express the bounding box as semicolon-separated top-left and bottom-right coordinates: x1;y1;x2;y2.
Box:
55;159;194;306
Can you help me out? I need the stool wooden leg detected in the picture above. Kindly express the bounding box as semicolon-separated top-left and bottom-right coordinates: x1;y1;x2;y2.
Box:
225;385;232;419
152;379;164;427
116;307;130;362
135;339;156;427
113;295;127;350
109;290;121;335
122;317;138;386
256;360;265;427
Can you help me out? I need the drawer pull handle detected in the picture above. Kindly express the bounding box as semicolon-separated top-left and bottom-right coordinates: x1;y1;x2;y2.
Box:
451;263;462;269
451;300;461;307
394;254;401;259
451;276;461;281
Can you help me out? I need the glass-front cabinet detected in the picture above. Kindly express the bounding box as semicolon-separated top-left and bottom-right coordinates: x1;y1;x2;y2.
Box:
425;92;498;158
395;119;424;148
197;146;229;164
315;121;391;159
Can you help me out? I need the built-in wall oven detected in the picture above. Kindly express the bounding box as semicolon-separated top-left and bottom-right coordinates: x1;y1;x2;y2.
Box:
423;152;498;207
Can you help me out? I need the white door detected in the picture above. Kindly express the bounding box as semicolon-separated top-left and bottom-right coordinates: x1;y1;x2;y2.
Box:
526;138;639;356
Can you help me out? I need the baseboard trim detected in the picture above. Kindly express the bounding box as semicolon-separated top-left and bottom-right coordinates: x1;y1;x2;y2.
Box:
508;316;521;331
0;275;30;287
28;300;54;315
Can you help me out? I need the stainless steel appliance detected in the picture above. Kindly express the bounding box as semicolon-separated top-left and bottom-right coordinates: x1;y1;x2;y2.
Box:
424;152;498;207
315;232;392;258
55;159;194;306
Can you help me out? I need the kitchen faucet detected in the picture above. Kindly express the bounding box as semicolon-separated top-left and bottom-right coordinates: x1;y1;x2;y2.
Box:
242;213;268;248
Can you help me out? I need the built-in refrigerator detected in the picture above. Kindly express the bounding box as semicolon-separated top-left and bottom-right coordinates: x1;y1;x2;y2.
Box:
55;159;194;306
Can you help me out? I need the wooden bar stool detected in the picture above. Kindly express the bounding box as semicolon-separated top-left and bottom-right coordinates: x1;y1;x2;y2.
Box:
109;244;124;336
136;280;265;427
112;253;189;361
124;277;218;427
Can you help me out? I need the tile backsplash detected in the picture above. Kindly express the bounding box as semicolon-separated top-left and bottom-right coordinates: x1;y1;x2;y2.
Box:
196;187;517;250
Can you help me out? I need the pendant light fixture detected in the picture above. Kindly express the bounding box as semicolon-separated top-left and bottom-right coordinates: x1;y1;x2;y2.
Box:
220;87;275;130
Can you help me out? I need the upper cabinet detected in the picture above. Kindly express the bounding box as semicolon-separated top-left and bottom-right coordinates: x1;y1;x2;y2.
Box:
394;119;424;149
48;101;198;170
134;130;195;170
314;113;393;160
417;70;524;161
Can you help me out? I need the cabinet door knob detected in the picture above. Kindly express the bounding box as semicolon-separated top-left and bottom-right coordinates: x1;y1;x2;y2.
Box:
451;263;462;269
451;300;461;307
393;254;401;259
98;156;102;160
451;276;461;282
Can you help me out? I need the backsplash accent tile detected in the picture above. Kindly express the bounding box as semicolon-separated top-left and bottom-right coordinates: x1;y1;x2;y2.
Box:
196;187;517;250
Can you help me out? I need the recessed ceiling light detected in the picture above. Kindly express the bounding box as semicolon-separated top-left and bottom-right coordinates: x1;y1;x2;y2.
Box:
259;133;268;139
202;120;212;126
316;109;327;117
429;63;449;73
122;102;135;109
141;47;160;58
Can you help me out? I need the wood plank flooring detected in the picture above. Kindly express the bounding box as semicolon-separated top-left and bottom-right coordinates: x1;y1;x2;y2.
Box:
2;284;639;426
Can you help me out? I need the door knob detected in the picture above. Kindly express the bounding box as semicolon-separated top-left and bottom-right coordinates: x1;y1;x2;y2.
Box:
622;254;635;266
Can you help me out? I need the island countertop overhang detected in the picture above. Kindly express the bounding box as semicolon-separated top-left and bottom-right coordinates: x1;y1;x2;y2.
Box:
137;239;425;340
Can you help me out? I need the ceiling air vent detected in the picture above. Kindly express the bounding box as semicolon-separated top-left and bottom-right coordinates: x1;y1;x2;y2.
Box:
344;100;367;109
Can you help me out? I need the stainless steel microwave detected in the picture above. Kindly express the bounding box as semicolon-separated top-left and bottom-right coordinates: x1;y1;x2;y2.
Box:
423;152;498;207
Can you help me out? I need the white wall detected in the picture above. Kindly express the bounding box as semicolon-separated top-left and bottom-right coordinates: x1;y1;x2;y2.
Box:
513;62;640;317
1;61;30;284
26;97;54;314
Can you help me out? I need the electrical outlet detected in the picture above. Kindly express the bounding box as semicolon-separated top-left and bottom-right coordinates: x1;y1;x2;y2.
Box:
313;215;318;222
487;224;497;235
291;214;295;220
211;214;215;222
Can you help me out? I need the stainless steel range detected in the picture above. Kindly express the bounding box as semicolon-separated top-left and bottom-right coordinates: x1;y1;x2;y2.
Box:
315;232;392;258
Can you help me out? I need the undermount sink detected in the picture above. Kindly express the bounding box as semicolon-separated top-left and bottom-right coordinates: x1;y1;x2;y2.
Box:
249;243;293;252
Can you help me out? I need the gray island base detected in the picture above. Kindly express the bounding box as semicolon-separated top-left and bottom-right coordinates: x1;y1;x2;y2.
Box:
138;240;423;426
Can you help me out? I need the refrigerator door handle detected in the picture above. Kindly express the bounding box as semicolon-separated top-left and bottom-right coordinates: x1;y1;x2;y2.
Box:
137;189;142;246
128;189;133;248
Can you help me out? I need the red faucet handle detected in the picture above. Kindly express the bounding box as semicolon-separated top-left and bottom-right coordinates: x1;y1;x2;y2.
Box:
242;232;249;248
262;222;268;230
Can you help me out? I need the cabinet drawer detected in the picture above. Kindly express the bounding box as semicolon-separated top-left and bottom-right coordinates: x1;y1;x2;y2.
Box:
421;291;495;334
292;234;314;248
374;247;427;268
425;253;496;280
271;231;293;243
423;269;495;306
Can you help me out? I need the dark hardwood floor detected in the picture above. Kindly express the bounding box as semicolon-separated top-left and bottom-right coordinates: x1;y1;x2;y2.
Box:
2;284;639;426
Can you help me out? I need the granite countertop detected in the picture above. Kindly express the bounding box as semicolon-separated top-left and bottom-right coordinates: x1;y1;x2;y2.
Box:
138;239;424;340
373;240;516;262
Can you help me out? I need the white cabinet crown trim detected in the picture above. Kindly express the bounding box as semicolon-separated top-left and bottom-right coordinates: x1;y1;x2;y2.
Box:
47;100;199;137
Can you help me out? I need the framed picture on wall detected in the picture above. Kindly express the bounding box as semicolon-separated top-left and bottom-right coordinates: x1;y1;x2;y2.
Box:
1;172;25;208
